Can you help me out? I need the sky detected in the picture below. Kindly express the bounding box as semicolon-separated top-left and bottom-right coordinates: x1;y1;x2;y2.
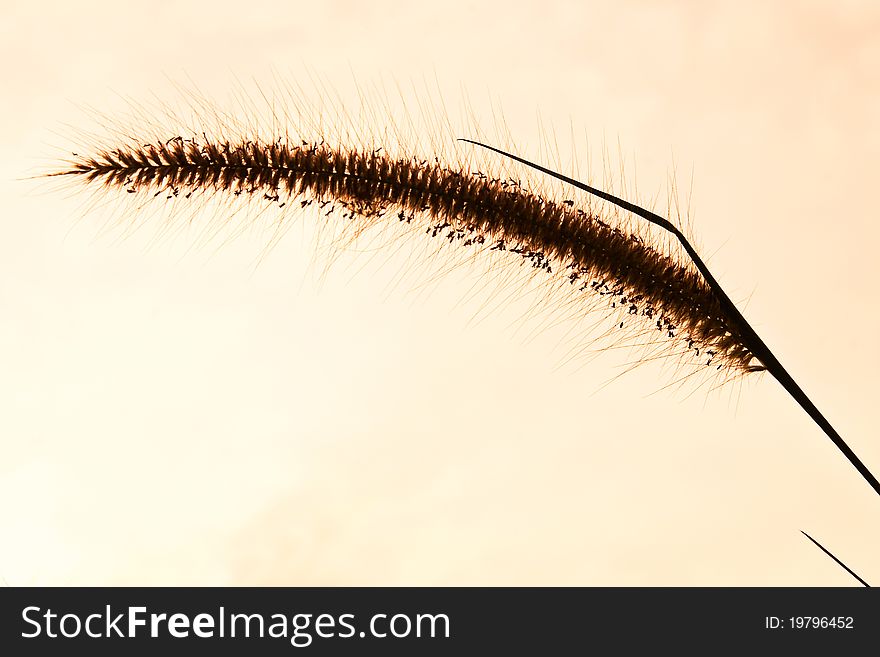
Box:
1;0;879;585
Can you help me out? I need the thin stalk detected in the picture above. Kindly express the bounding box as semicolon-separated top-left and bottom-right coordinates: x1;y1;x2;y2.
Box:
800;531;869;586
459;139;880;500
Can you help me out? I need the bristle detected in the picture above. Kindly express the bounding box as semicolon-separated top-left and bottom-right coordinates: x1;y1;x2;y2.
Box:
51;132;760;377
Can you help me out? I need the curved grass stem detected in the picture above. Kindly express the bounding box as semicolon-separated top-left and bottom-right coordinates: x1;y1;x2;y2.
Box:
460;138;880;500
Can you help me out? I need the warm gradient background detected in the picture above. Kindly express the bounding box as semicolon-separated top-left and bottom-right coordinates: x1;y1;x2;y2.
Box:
2;0;878;585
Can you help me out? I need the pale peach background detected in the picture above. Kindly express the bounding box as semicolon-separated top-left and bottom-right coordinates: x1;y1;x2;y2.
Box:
1;0;878;585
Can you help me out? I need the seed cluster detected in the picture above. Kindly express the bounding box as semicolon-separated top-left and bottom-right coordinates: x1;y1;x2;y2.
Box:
61;136;756;373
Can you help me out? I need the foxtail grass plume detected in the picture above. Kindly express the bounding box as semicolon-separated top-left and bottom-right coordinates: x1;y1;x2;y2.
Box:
48;111;762;380
43;83;880;519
